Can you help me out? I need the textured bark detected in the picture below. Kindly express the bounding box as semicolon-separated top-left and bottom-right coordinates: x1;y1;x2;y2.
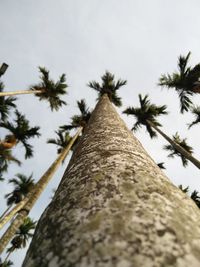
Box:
0;128;82;254
148;121;200;170
0;89;42;97
23;95;200;267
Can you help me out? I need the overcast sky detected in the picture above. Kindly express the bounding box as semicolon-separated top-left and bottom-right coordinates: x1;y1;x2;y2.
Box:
1;0;200;266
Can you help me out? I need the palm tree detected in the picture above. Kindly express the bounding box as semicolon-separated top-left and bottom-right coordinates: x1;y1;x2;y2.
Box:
0;81;16;121
0;258;13;267
123;94;200;169
188;106;200;129
163;132;193;167
0;67;68;111
47;130;72;154
60;99;91;132
47;130;78;155
159;52;200;113
4;217;36;262
179;185;200;208
123;94;168;138
0;110;40;158
0;174;34;222
0;148;21;174
0;127;82;253
22;94;200;267
88;71;127;107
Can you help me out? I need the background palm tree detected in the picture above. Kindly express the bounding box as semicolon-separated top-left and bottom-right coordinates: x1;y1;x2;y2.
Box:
179;185;200;209
30;67;68;111
188;106;200;128
0;258;13;267
159;52;200;113
0;174;34;221
5;217;36;262
123;94;200;170
88;71;127;107
0;67;68;111
5;174;35;207
123;94;168;138
0;127;83;253
47;130;76;154
0;148;21;174
60;99;91;132
0;110;40;158
0;82;17;121
163;132;193;167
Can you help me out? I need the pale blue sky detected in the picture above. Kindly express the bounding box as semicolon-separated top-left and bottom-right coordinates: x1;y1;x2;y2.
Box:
1;0;200;266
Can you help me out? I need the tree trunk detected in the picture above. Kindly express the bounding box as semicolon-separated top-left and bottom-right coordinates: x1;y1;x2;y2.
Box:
147;120;200;170
22;94;200;267
0;127;82;254
0;89;43;97
0;206;12;221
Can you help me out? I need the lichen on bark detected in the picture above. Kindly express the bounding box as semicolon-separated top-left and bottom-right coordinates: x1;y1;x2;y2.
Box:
23;95;200;267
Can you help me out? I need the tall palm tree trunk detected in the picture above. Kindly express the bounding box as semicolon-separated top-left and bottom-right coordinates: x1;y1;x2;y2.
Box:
0;89;43;97
23;94;200;267
0;206;12;221
147;120;200;170
0;127;82;254
3;249;12;263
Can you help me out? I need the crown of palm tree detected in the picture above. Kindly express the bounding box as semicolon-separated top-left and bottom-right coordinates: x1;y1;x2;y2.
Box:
5;173;35;206
163;132;193;167
0;147;21;174
0;110;40;158
0;259;13;267
0;82;17;121
60;99;91;131
188;106;200;129
47;130;73;154
179;185;200;208
123;94;168;138
88;71;127;107
159;52;200;113
7;217;36;253
30;67;68;111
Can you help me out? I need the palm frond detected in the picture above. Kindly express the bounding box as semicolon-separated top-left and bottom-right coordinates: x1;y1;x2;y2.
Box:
188;106;200;129
30;67;68;111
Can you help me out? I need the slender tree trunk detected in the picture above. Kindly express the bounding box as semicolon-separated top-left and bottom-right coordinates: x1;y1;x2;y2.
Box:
147;120;200;170
3;249;12;263
0;127;82;254
0;89;43;97
23;95;200;267
0;206;12;221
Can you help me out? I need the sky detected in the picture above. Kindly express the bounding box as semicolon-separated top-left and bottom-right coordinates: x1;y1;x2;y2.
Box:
1;0;200;266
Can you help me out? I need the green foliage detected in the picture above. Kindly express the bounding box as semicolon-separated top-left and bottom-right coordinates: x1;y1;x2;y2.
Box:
47;130;73;154
164;133;193;167
0;148;21;174
179;185;200;208
123;94;168;138
159;52;200;113
0;258;13;267
7;217;36;253
0;110;40;158
88;71;127;107
188;106;200;129
30;67;68;111
5;173;35;206
0;81;17;121
60;99;91;131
